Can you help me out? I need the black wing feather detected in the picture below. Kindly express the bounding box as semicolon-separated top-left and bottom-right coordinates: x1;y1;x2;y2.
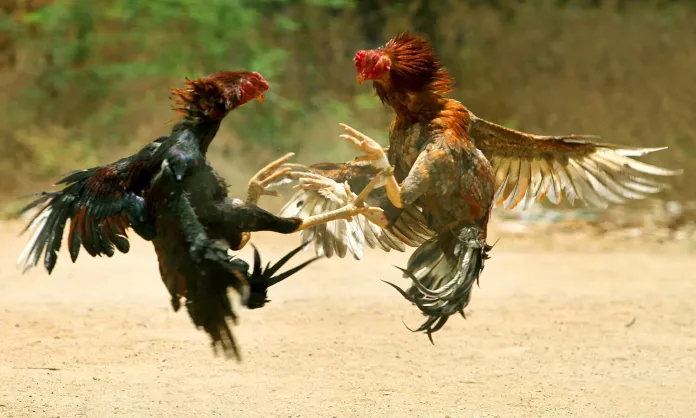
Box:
17;162;153;274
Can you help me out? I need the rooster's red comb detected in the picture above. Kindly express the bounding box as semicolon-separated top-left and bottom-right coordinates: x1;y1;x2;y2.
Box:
354;50;367;68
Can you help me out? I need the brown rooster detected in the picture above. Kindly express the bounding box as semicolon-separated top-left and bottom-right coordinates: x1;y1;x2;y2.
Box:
278;32;682;341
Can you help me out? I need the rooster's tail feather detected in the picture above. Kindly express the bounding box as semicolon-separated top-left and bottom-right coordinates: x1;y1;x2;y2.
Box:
384;227;492;343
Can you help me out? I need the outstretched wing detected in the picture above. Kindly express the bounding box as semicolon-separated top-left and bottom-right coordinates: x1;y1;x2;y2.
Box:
277;159;434;260
469;114;683;210
16;154;158;274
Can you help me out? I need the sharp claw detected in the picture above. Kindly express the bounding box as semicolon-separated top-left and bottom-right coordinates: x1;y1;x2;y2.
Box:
340;123;363;138
295;180;331;191
259;167;292;187
234;232;251;251
340;134;362;148
364;207;385;214
340;123;373;142
281;163;310;171
250;153;295;183
247;154;298;204
289;171;328;181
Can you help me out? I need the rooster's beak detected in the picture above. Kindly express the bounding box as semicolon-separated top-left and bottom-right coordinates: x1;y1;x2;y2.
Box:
256;93;265;103
357;74;365;84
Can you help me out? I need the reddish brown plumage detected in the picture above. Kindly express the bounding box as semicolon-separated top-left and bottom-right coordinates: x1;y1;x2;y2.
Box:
353;32;496;338
346;32;679;340
354;31;494;230
284;32;679;342
381;32;454;96
355;32;453;112
430;101;472;151
85;167;122;196
170;70;269;121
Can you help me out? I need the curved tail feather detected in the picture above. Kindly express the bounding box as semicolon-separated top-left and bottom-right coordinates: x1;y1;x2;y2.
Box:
384;227;492;343
246;242;322;309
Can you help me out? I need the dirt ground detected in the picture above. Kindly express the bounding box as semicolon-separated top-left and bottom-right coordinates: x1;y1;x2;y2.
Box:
0;220;695;418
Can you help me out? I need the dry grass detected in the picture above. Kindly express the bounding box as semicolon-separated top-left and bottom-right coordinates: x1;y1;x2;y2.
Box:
0;0;693;205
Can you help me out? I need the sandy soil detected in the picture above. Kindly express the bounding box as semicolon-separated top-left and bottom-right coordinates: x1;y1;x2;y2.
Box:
0;220;695;418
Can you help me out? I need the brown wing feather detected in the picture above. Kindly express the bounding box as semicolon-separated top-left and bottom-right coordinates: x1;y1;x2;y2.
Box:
469;114;682;209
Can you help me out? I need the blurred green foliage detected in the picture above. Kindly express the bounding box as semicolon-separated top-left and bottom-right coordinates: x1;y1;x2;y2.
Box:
5;0;354;144
0;0;693;201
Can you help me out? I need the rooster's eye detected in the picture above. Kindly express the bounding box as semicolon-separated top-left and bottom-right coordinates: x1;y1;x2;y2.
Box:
372;57;378;64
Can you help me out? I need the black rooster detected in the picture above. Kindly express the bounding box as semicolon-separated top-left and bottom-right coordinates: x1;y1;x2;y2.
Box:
16;70;383;359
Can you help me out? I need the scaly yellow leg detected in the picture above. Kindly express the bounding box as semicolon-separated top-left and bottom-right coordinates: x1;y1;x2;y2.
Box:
246;152;296;205
339;123;404;208
294;171;386;231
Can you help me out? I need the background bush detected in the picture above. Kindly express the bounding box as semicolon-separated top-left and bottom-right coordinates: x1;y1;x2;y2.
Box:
0;0;692;205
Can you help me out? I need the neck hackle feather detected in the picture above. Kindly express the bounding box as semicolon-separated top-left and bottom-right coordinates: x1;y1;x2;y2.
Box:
169;72;243;122
381;32;453;97
377;33;470;141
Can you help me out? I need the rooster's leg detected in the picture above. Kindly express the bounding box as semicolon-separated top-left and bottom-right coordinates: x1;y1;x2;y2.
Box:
237;153;298;250
295;205;385;231
235;233;252;251
245;152;296;205
339;123;403;208
294;174;387;231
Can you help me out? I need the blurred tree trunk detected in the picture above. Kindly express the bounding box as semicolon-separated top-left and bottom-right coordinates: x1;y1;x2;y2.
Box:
356;0;441;48
356;0;385;45
412;0;439;50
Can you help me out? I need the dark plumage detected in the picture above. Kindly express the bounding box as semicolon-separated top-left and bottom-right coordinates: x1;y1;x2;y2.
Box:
16;70;329;360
